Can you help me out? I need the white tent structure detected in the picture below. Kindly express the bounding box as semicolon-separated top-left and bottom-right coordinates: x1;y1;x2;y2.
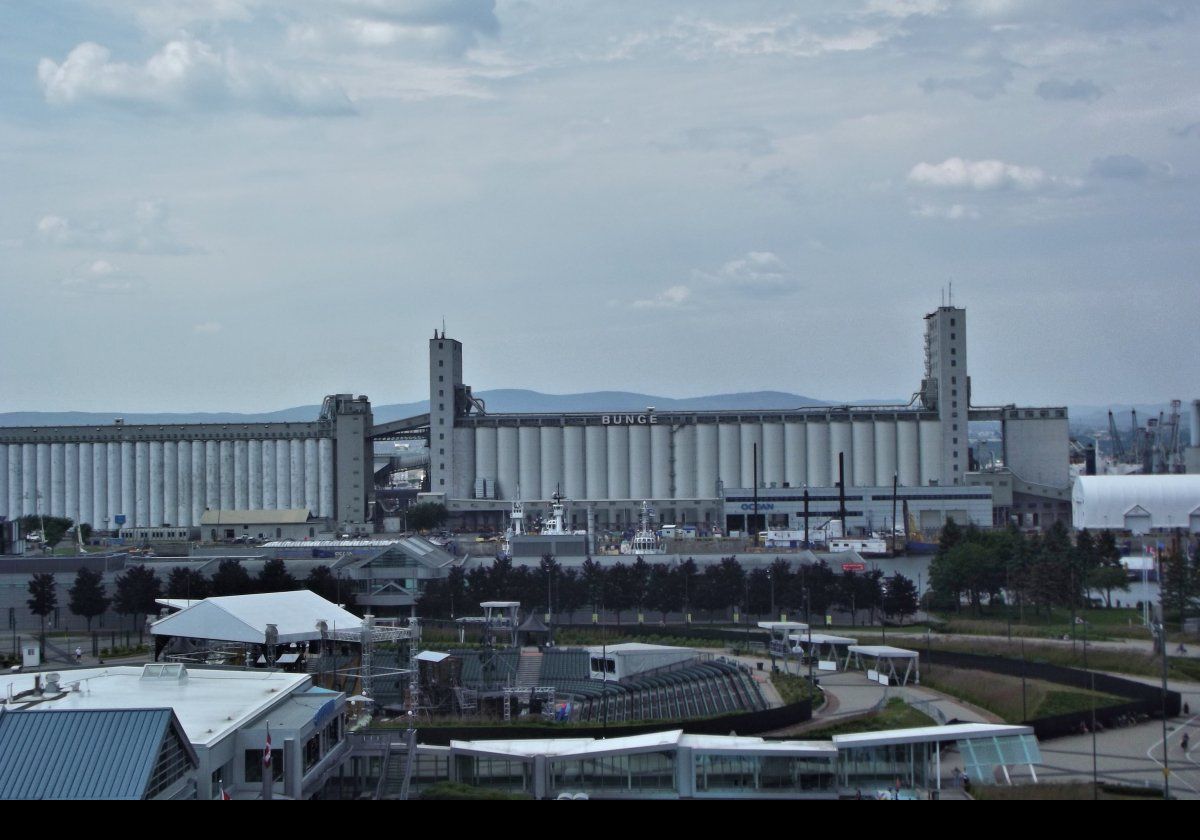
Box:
1072;475;1200;534
150;590;363;645
844;645;920;686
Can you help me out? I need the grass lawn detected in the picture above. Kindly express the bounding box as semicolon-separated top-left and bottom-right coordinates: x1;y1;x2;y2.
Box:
919;665;1120;723
854;633;1198;683
931;606;1154;642
802;698;935;738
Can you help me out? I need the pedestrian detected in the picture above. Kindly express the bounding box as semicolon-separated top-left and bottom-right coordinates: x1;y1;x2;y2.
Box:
1183;732;1190;753
1185;702;1191;715
74;646;82;664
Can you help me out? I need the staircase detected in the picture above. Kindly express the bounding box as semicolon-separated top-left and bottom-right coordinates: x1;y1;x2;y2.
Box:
516;647;543;687
375;729;417;800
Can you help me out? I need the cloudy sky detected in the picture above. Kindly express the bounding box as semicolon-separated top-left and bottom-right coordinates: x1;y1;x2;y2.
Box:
1;0;1197;413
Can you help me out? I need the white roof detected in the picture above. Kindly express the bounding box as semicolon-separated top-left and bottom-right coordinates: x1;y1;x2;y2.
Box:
789;633;858;645
454;730;684;759
848;645;918;658
444;730;837;760
758;621;809;631
155;598;199;611
200;509;312;525
415;651;452;663
150;590;363;644
586;643;694;655
480;601;521;608
833;723;1034;749
1072;475;1200;531
0;666;311;748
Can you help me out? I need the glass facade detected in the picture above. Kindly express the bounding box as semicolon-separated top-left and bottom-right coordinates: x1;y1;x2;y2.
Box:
694;753;834;795
550;751;676;795
455;756;532;793
837;742;935;791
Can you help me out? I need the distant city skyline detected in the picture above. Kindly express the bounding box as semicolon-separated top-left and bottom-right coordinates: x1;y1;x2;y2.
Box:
2;2;1197;413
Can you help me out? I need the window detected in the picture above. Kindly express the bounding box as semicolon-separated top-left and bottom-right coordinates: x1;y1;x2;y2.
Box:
438;389;443;397
951;347;956;354
438;360;443;367
245;749;284;783
439;433;444;440
439;403;444;411
951;360;957;366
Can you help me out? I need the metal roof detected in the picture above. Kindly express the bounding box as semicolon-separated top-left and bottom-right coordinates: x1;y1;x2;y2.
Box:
0;708;194;800
200;509;314;525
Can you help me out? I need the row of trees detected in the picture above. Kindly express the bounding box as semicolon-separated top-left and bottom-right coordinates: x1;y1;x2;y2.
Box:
928;520;1130;616
417;555;920;625
25;558;351;637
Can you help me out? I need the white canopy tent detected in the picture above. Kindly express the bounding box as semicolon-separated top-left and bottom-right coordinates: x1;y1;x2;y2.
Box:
844;645;920;686
150;590;363;645
789;633;858;670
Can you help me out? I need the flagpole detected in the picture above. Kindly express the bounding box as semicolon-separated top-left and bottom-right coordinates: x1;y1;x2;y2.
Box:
262;720;274;801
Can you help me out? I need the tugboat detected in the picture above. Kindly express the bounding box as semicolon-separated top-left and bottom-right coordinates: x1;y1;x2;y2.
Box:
621;501;667;556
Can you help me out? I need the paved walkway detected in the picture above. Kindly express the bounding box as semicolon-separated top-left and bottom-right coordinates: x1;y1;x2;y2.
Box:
884;629;1200;659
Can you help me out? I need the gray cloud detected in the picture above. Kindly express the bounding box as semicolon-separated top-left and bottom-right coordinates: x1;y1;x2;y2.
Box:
921;65;1014;100
1036;77;1103;102
1089;154;1169;180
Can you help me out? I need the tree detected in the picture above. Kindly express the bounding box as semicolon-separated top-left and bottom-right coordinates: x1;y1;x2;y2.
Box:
256;558;297;593
606;562;636;624
407;502;448;531
556;569;587;623
113;565;162;639
1160;545;1200;626
210;559;252;596
645;564;682;622
20;515;75;548
27;573;57;639
166;567;210;601
68;567;109;631
1087;530;1129;608
883;573;919;625
581;557;609;617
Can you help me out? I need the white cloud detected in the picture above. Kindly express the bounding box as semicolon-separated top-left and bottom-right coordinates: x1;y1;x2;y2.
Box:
38;37;353;116
632;284;691;309
60;259;144;295
35;200;195;255
912;202;981;220
693;251;796;296
193;321;223;334
907;157;1067;191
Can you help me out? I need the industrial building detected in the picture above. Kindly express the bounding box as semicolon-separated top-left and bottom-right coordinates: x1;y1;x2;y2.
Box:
0;305;1072;535
425;305;1072;532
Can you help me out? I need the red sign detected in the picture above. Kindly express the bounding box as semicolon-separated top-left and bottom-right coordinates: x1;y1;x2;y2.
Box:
841;562;866;572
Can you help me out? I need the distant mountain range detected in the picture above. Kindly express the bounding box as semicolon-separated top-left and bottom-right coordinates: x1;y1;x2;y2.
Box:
0;390;1175;431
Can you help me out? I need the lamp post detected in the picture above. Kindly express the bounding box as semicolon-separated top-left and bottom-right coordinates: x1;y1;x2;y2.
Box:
1081;617;1097;799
